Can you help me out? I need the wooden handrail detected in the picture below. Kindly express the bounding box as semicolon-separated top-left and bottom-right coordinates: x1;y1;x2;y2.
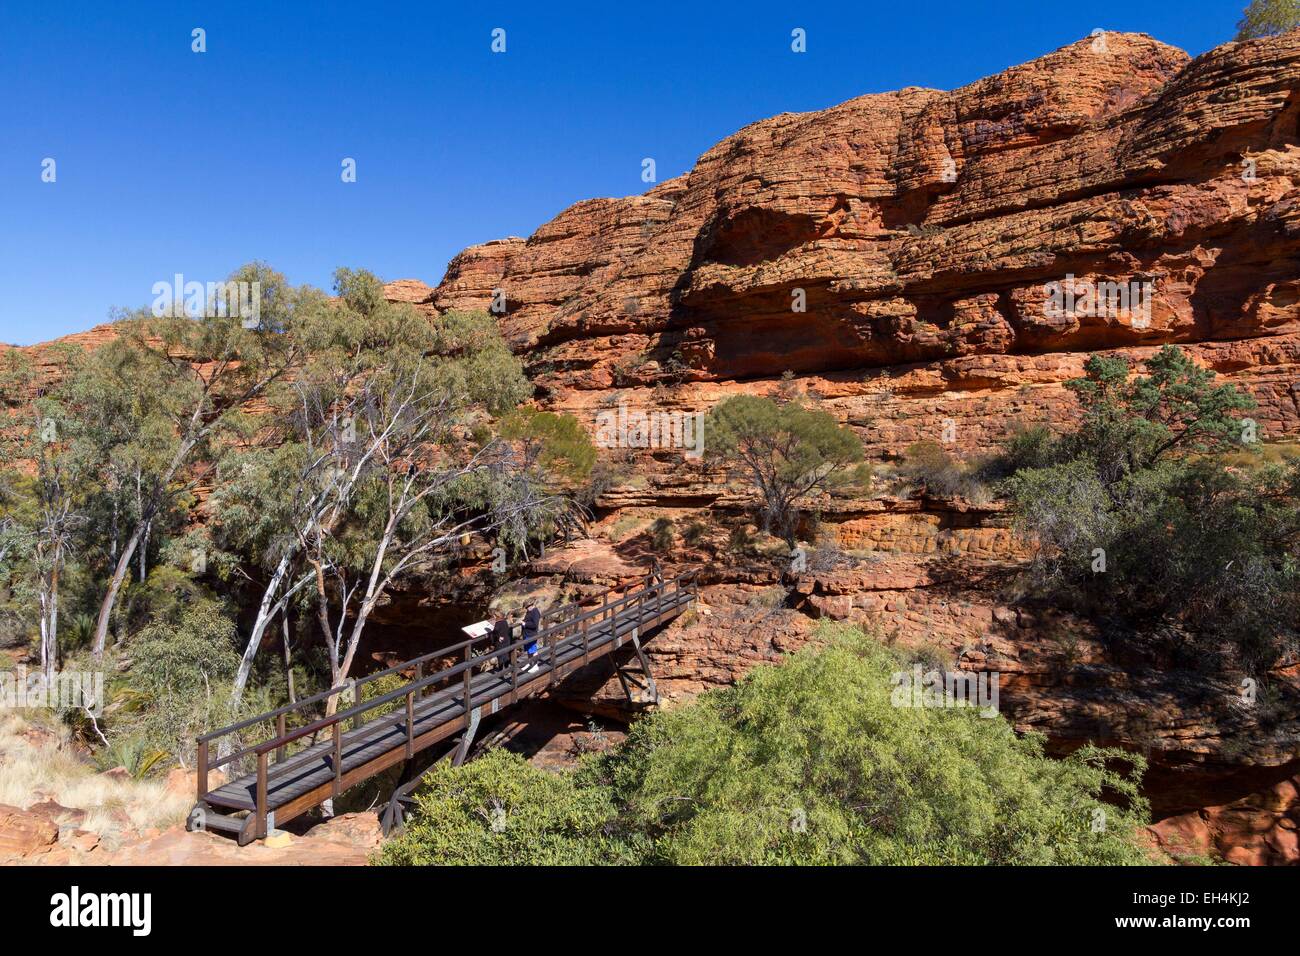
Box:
224;568;700;819
233;569;698;762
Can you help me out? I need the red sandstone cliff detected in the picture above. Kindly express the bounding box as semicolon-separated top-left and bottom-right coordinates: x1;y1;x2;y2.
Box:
404;31;1300;863
400;31;1300;462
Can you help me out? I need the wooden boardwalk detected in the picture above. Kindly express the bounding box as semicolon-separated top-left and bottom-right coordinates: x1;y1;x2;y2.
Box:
190;570;697;845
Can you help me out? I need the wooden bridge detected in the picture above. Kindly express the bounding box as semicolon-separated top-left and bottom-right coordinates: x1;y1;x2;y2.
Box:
190;569;698;845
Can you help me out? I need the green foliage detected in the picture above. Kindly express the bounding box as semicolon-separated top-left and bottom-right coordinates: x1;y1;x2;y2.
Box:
1061;346;1256;483
648;517;675;552
377;748;641;866
92;736;170;778
727;524;752;553
575;454;630;509
358;673;410;719
610;626;1149;865
380;625;1152;866
123;600;243;764
898;441;989;500
1004;346;1299;669
428;309;531;416
1236;0;1299;39
984;425;1058;480
681;519;709;548
706;395;865;545
499;407;597;485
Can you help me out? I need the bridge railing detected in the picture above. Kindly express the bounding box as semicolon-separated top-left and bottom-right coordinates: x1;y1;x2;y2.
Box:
196;568;699;809
194;582;623;780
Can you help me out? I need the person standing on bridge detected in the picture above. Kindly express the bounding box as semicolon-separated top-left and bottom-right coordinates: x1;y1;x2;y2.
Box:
491;609;513;672
522;599;541;654
521;599;542;675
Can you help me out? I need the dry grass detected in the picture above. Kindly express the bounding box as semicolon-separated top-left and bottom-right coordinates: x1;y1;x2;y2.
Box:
0;711;190;834
1220;440;1300;469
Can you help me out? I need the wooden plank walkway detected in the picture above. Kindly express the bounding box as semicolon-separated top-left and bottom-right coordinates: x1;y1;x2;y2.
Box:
191;571;697;844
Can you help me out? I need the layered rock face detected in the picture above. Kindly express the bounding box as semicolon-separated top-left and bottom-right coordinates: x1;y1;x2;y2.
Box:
411;30;1300;463
400;31;1300;860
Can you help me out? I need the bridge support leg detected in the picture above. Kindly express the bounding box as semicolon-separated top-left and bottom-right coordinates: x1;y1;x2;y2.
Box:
615;630;659;705
380;761;418;836
451;707;481;767
380;709;483;836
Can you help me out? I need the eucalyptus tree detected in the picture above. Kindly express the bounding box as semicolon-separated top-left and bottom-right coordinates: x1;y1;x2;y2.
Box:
218;269;572;712
0;349;89;681
83;263;315;659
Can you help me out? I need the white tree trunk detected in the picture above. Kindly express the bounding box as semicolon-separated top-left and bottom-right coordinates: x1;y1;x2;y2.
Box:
91;519;145;659
230;552;295;709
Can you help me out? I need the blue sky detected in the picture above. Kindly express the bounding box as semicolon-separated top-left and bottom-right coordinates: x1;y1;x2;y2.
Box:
0;1;1242;345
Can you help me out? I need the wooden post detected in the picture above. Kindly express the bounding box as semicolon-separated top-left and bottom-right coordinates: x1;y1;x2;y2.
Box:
256;751;268;840
332;723;342;798
511;644;520;699
462;664;472;721
197;739;208;803
415;661;423;698
275;713;286;764
405;690;414;759
582;614;589;665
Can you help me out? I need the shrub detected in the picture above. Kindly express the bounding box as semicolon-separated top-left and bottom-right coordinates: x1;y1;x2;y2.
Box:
607;625;1150;865
649;517;675;552
358;672;410;719
727;525;752;553
576;454;631;509
378;624;1153;866
499;407;597;485
376;748;642;866
121;600;243;765
974;425;1059;484
92;736;169;778
898;441;989;500
1004;346;1300;670
682;520;709;548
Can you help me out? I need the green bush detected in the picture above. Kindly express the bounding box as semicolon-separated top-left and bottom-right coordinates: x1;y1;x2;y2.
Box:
377;748;642;866
120;599;244;765
1004;346;1299;670
898;441;990;501
499;407;597;485
681;520;709;548
358;672;410;719
378;624;1152;866
649;517;675;553
92;735;170;778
